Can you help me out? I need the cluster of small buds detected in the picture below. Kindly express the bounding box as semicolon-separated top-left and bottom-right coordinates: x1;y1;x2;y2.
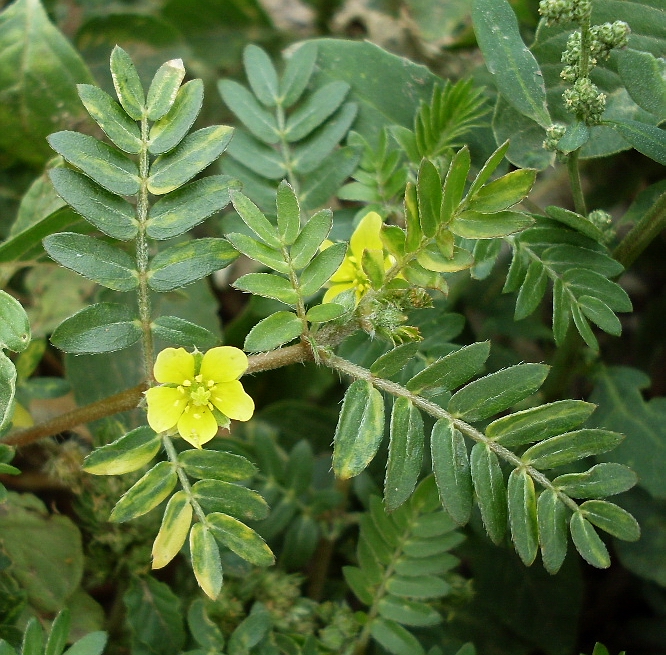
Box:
588;209;615;242
563;77;607;124
543;123;567;151
538;0;590;25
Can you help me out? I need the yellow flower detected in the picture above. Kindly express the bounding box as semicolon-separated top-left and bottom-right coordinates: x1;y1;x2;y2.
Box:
145;346;254;448
323;211;392;304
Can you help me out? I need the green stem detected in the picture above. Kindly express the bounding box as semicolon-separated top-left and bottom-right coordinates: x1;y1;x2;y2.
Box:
566;149;587;216
276;103;301;200
137;116;155;381
162;434;207;524
613;191;666;268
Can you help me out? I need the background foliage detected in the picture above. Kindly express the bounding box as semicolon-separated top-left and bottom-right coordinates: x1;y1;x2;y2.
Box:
0;0;664;654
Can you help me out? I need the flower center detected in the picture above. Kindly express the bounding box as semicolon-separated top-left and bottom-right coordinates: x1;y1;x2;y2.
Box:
183;374;215;407
349;256;371;294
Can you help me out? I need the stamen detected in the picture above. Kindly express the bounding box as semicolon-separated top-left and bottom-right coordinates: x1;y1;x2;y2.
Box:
207;379;215;387
195;374;203;383
182;379;192;387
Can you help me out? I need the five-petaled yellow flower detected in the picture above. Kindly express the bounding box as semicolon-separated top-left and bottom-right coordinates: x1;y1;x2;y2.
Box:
145;346;254;448
323;211;392;304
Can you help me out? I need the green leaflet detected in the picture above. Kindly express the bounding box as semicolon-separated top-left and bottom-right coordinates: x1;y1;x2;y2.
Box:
0;353;17;436
280;42;318;108
146;58;185;121
617;48;666;119
151;316;219;351
83;426;161;475
468;140;510;197
230;190;281;247
333;379;385;480
553;463;637;499
148;238;239;292
207;512;274;567
610;120;666;166
305;303;347;323
152;491;192;570
441;147;471;225
50;302;141;354
370;342;421;379
579;500;640;541
276;180;301;245
416;244;474;273
450;210;534;240
49;169;138;240
537;488;568;575
470;443;507;544
431;419;473;526
385;398;424;511
149;79;204;155
244;312;302;352
284;81;350;142
218;79;280;144
487;399;596;447
416;159;441;238
544;207;609;244
77;84;141;154
43;232;138;291
465;169;536;213
377;596;441;627
110;45;145;120
190;523;223;600
178;449;257;482
570;512;610;569
514;259;547;319
0;290;30;352
448;363;549;421
244;44;279;107
44;609;70;655
299;242;347;296
507;469;539;566
110;461;178;523
233;272;298;304
192;479;269;522
147;175;239;240
147;126;234;195
47;131;140;196
187;599;225;652
370;618;425;655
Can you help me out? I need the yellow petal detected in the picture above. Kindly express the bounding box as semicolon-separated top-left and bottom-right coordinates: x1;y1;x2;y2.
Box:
200;346;248;383
350;211;383;259
210;380;255;422
153;347;195;384
328;256;355;284
145;386;187;433
323;282;355;303
177;406;218;448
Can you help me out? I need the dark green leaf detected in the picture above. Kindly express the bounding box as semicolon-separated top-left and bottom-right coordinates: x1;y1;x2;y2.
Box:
45;610;70;655
1;357;17;432
47;132;140;196
553;463;637;499
77;84;141;154
207;512;275;567
299;242;347;296
537;488;568;574
151;316;219;350
558;121;590;154
487;399;596;447
470;443;507;544
370;618;425;655
521;429;624;470
466;169;536;213
570;512;610;569
305;302;347;323
109;45;145;120
333;379;385;479
146;58;185;121
448;363;549;421
467;141;510;197
224;232;288;274
189;523;223;600
416;159;441;238
110;461;177;522
148;238;239;292
450;210;533;239
370;342;421;378
148;175;238;240
617;48;666;119
83;426;161;475
244;44;279;107
178;449;256;482
514;259;547;320
50;302;141;354
508;469;538;565
385;398;424;511
230;190;281;247
0;290;30;352
276;180;300;245
149;80;204;155
49;168;138;240
377;595;441;627
472;0;549;126
386;575;450;599
244;312;302;352
579;296;622;336
187;599;225;651
284;81;350;142
43;233;138;291
148;126;234;194
580;500;640;541
610;119;666;165
218;79;279;144
544;206;608;243
343;566;375;605
233;272;298;304
431;419;473;526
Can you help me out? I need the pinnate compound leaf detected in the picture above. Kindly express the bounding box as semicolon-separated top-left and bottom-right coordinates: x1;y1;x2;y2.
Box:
151;316;219;351
244;44;279;107
110;46;145;120
207;512;274;567
579;500;640;542
190;523;222;600
244;312;302;352
146;58;185;121
486;399;596;447
472;0;549;127
508;469;539;565
147;175;239;240
50;302;141;354
149;80;204;155
570;512;610;569
537;488;568;574
280;42;318;108
470;443;507;544
218;79;279;144
43;233;138;291
406;341;490;395
333;380;385;479
370;617;425;655
385;398;424;511
234;272;298;304
0;290;30;352
152;491;192;569
178;449;256;482
148;126;234;195
521;429;624;470
110;461;177;523
148;238;239;292
83;426;161;475
553;463;637;499
47;132;140;196
448;363;549;421
431;419;473;526
77;84;141;154
49;169;138;240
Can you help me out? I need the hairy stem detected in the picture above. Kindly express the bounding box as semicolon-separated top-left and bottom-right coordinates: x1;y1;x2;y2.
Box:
613;191;666;268
162;434;207;524
567;150;587;216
